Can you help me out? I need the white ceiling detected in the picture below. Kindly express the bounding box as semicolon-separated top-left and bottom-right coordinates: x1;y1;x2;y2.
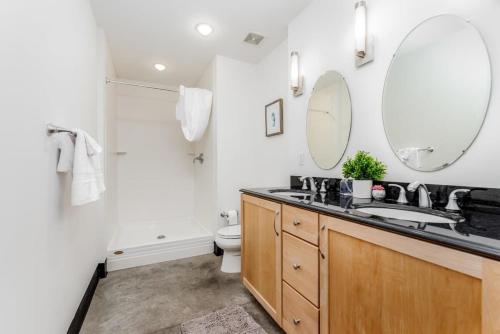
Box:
91;0;312;86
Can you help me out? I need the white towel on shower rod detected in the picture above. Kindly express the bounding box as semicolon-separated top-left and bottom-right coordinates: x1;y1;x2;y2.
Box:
176;85;213;142
71;129;106;206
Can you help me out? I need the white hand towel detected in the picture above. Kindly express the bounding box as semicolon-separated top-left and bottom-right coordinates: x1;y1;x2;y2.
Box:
53;133;75;173
71;129;106;206
175;85;213;142
397;147;422;168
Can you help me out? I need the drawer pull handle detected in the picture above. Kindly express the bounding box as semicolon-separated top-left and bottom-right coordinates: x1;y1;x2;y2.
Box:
292;263;301;270
293;220;301;226
293;319;301;325
274;211;280;236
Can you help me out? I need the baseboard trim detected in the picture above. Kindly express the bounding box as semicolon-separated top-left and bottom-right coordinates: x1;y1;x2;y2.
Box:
97;259;108;279
67;260;107;334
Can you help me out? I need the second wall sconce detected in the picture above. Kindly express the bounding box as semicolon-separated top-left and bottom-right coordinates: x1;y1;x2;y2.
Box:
290;51;303;97
354;1;374;67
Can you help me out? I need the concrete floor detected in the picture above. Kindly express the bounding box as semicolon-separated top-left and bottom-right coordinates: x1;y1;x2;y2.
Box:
81;254;284;334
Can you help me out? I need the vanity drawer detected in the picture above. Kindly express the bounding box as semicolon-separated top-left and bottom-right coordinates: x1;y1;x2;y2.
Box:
283;205;319;245
283;281;319;334
283;232;319;306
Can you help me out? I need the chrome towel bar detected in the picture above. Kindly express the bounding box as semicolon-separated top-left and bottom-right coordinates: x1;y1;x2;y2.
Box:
46;123;76;136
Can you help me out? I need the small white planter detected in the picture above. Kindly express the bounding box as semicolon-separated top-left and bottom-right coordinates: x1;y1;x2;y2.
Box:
372;189;386;200
352;180;373;199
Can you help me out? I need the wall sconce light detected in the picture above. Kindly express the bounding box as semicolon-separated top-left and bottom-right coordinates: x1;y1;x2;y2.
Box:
354;1;374;67
290;51;303;97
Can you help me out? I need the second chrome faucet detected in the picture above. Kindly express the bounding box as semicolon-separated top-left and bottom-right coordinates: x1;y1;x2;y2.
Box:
407;181;433;208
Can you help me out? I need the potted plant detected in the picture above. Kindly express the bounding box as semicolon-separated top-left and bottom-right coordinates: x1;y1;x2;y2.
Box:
342;151;387;198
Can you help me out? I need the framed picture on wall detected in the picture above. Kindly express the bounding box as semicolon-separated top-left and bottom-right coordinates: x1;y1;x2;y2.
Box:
265;98;284;137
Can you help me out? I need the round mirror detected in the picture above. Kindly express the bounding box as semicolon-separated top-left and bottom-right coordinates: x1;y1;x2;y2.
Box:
307;71;352;169
383;15;491;171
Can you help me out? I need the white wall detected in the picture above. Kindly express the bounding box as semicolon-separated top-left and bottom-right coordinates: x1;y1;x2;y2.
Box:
214;56;258;228
254;40;291;188
288;0;500;187
97;29;119;246
191;41;289;233
115;84;195;225
213;41;290;230
0;0;109;333
194;61;219;233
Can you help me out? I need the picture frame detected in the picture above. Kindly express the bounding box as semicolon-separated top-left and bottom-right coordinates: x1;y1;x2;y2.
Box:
265;98;284;137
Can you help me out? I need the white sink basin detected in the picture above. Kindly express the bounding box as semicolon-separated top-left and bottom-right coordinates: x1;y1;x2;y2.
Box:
356;207;457;224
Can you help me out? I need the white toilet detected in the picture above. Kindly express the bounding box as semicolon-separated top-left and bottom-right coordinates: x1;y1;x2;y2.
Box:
215;224;241;273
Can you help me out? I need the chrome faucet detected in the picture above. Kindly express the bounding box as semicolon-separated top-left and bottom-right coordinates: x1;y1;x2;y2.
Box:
299;176;317;193
407;181;433;208
193;153;204;164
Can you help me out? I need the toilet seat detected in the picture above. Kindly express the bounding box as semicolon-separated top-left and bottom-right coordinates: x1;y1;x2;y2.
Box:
217;225;241;239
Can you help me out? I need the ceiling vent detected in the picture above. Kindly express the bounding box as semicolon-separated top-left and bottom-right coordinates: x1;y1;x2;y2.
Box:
244;33;264;45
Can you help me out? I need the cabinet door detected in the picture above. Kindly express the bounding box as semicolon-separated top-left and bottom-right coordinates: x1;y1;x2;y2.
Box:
241;194;282;324
319;215;500;334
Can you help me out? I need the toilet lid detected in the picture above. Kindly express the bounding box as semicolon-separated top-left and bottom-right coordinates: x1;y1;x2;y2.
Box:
217;225;241;239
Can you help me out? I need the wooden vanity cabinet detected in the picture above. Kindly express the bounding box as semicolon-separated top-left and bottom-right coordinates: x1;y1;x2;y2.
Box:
241;194;282;325
319;214;500;334
241;193;500;334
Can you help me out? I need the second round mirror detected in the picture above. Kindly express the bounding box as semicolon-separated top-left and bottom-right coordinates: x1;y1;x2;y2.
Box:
382;15;491;171
307;71;352;169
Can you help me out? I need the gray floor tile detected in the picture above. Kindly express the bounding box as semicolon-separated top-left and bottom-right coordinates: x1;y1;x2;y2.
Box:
81;254;282;334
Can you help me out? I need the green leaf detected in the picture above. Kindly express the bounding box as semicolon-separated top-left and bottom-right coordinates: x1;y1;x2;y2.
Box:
342;151;387;180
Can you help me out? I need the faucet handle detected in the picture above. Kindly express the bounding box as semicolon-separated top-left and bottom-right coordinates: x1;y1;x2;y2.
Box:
388;184;408;204
320;179;328;193
445;189;470;212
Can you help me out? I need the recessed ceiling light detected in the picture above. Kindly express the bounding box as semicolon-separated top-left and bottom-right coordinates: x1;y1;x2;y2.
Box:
154;63;166;71
196;23;213;36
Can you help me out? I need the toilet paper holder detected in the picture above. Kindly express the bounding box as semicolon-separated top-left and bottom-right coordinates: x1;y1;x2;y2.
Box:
220;211;238;219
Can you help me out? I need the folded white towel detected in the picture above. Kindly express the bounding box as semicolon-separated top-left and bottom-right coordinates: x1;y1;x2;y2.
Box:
53;133;75;173
175;85;213;142
71;129;106;206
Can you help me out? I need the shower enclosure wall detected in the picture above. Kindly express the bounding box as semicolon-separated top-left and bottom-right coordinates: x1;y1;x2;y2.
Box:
107;84;213;271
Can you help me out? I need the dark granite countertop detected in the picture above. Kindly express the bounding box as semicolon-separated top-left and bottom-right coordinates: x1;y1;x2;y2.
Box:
241;187;500;261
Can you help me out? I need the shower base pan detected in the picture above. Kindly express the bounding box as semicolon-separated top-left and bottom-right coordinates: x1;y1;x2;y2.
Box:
107;220;214;271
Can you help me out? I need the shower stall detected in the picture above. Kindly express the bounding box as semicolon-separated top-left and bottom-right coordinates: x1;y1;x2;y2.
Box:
106;81;214;271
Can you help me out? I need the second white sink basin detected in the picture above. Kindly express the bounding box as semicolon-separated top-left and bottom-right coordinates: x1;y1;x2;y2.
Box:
356;207;457;224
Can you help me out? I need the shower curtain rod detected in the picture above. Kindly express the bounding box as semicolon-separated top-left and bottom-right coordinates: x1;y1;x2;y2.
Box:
105;78;179;93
